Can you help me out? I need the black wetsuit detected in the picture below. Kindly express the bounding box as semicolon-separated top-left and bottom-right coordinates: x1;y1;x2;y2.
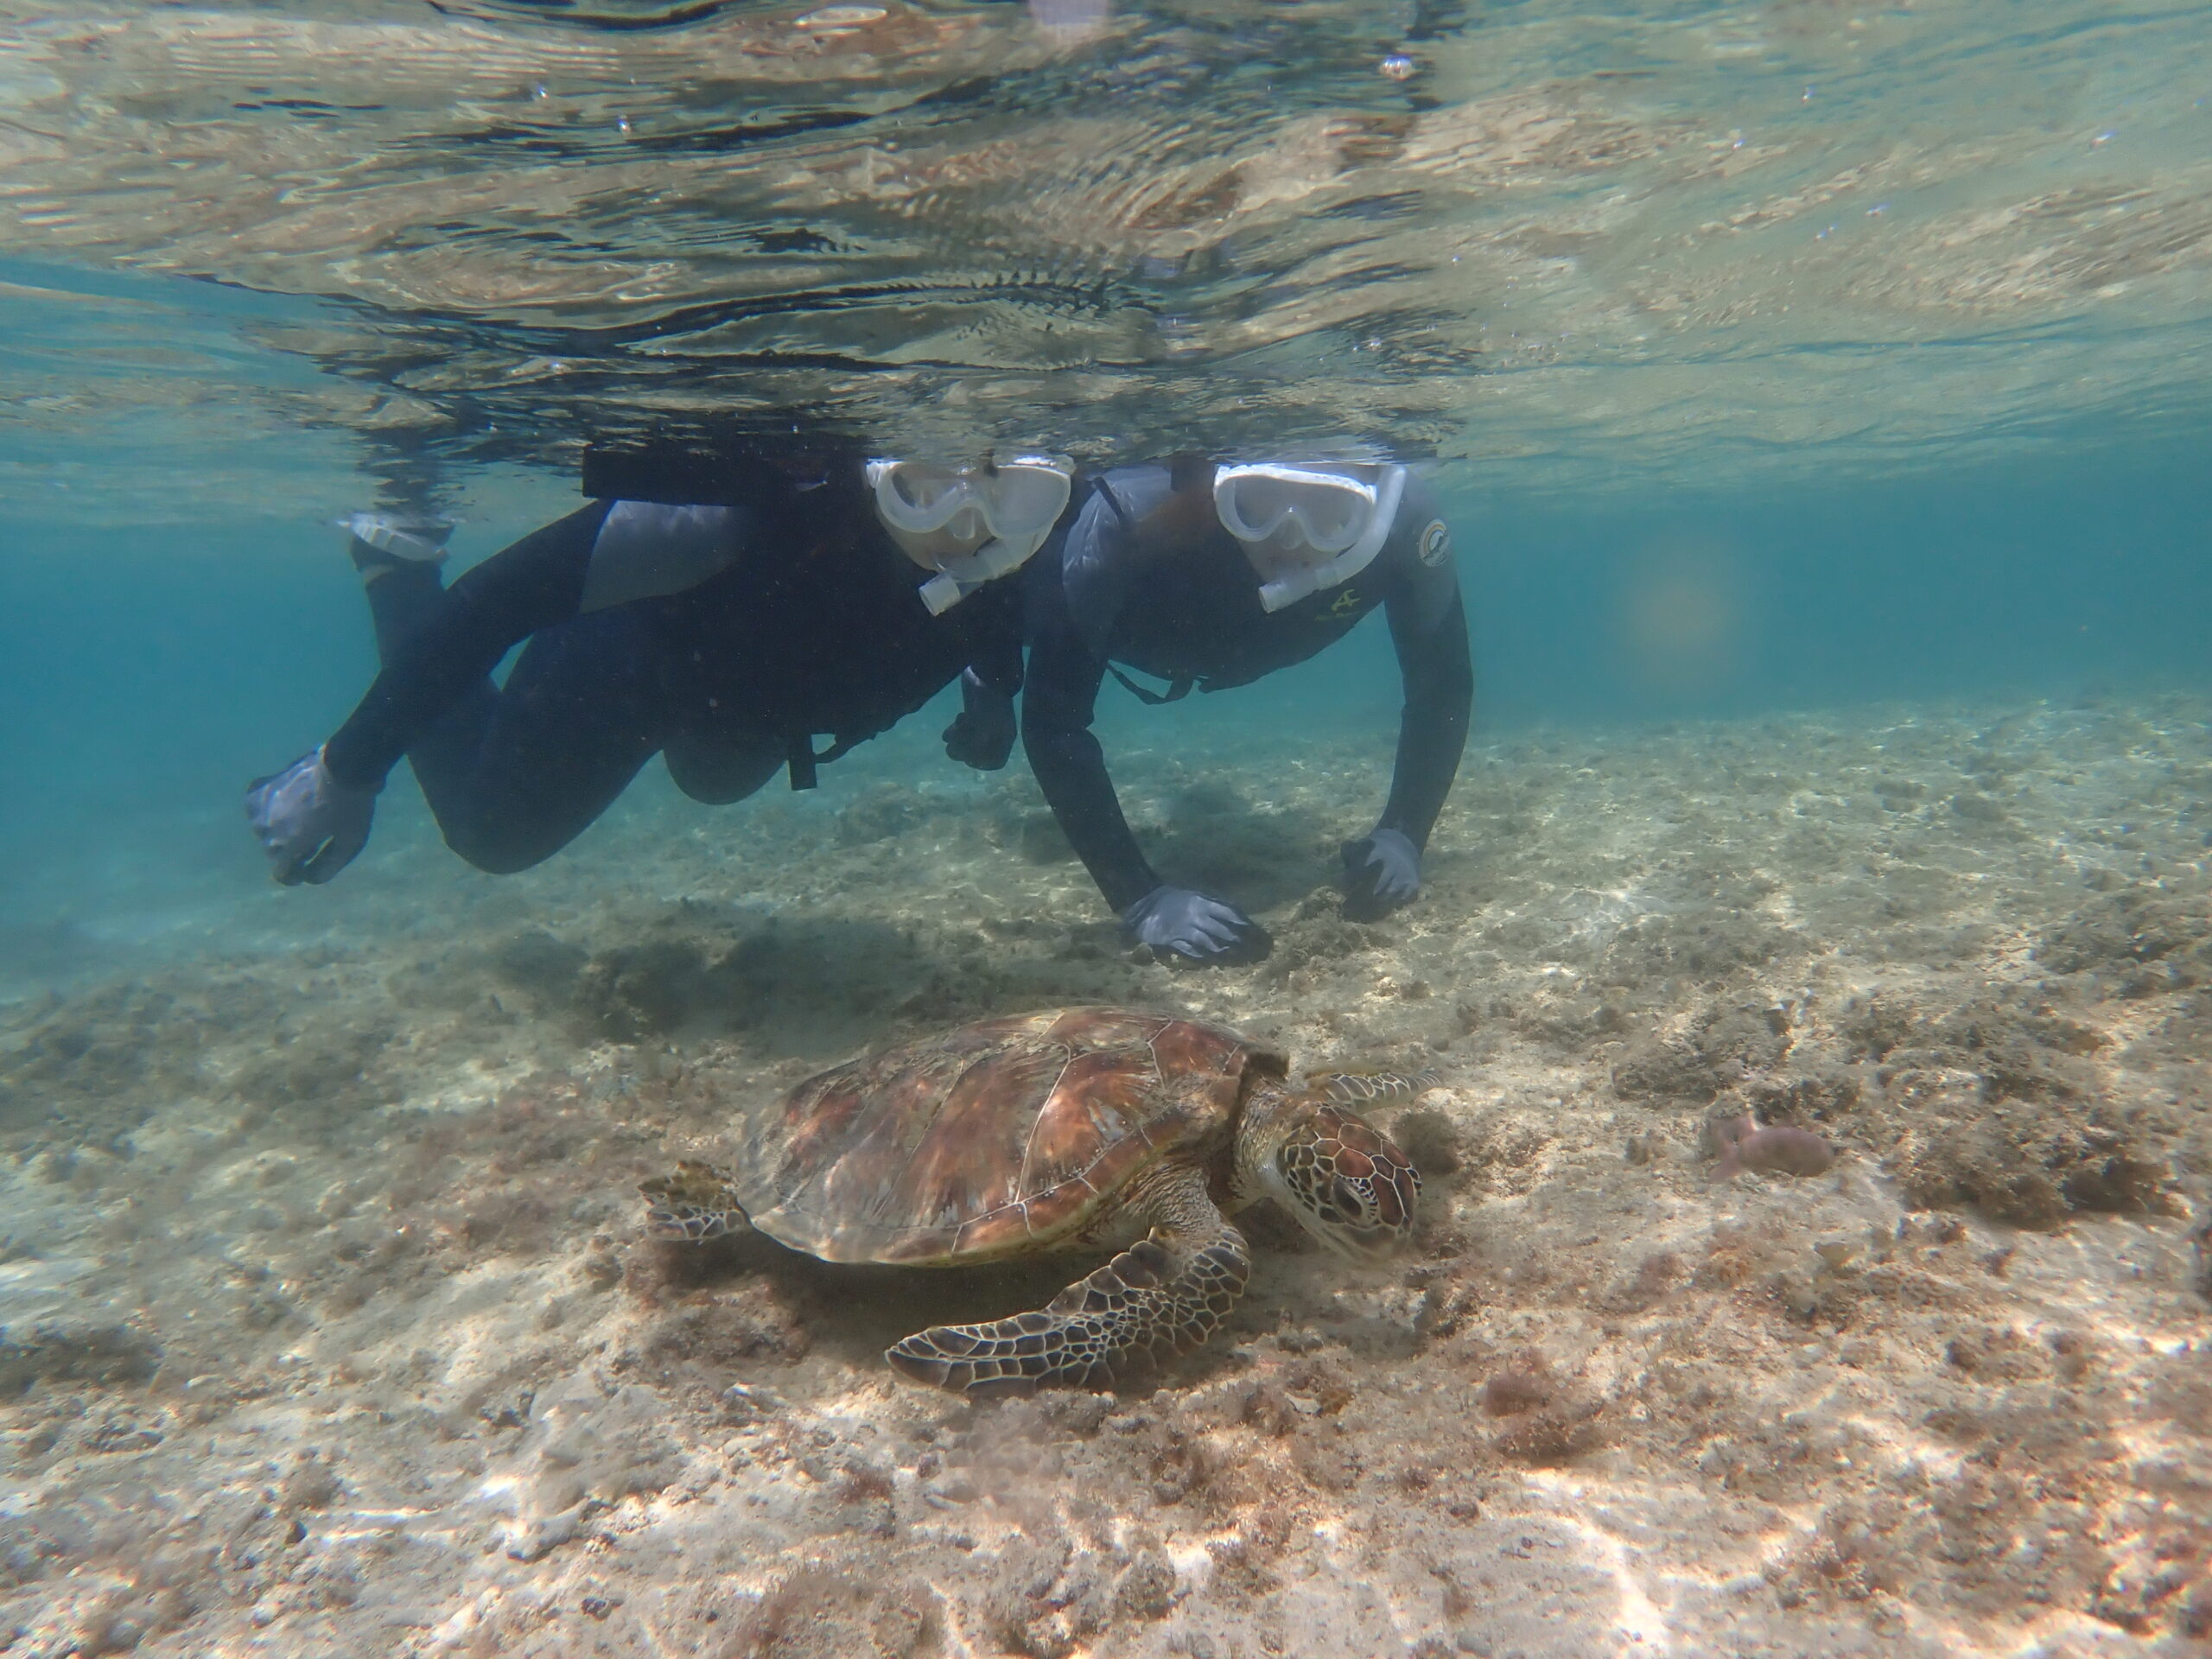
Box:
1022;466;1472;913
322;474;1024;874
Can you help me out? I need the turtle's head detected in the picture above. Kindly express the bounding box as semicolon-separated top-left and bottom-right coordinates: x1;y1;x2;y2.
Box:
639;1160;749;1244
1242;1088;1421;1262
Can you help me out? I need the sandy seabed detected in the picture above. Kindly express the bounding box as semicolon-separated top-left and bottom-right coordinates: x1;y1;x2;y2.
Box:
2;694;2209;1659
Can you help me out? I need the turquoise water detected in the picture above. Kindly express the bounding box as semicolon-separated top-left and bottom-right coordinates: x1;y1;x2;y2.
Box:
1;0;2207;937
3;4;2211;1656
3;452;2205;974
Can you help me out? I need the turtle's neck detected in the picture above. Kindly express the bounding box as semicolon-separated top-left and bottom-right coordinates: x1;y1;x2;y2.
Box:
1230;1080;1298;1211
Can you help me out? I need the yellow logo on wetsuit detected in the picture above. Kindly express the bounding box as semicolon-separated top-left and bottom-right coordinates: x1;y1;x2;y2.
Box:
1325;588;1363;618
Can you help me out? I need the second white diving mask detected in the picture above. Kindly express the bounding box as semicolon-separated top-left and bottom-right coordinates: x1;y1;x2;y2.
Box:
1212;462;1408;613
868;455;1074;614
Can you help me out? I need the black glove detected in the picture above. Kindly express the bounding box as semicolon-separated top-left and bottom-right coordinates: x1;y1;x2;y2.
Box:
1121;885;1273;966
1341;828;1421;921
941;670;1017;771
245;747;378;886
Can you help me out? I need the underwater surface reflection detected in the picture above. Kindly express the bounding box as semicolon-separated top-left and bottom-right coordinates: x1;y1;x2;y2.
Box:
1;0;2209;507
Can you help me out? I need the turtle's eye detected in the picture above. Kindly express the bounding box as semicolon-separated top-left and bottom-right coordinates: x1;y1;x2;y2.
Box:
1330;1175;1378;1225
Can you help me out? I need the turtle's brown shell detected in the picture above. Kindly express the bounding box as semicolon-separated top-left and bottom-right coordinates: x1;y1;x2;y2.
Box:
723;1007;1283;1265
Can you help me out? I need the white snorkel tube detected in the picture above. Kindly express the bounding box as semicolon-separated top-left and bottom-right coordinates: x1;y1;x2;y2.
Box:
913;533;1033;615
868;456;1073;614
1212;462;1408;613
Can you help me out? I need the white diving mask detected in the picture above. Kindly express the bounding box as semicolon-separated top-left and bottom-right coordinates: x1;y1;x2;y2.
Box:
1212;462;1408;613
867;455;1074;614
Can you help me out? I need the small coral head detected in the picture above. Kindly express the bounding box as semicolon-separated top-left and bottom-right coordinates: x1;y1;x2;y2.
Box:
1267;1103;1421;1261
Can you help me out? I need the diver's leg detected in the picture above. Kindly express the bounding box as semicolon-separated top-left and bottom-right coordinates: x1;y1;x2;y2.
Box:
662;727;785;805
352;505;607;662
423;607;675;874
355;505;618;816
353;541;451;661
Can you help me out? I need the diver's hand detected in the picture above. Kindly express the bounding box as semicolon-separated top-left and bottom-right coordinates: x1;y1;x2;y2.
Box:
1121;885;1273;966
941;670;1017;771
245;747;378;886
941;700;1016;771
1341;828;1421;921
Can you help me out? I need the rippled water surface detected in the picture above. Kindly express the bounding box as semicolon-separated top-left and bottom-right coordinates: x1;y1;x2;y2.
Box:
4;0;2209;519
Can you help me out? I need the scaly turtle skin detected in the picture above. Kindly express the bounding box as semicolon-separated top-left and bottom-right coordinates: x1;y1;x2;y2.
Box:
639;1007;1428;1399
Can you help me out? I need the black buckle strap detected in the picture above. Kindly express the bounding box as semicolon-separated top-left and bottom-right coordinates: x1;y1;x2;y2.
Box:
785;735;817;791
1107;664;1195;706
785;734;861;791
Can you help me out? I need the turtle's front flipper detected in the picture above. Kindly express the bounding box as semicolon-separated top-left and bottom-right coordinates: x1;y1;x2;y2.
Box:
886;1172;1249;1401
1305;1068;1440;1105
639;1160;751;1243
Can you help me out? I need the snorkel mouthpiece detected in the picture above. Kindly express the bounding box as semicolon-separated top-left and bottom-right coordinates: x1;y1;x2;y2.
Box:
917;536;1030;614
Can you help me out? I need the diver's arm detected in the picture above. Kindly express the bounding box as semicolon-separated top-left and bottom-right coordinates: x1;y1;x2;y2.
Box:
1022;620;1161;912
965;580;1027;702
1338;509;1470;920
1024;615;1272;962
1023;480;1274;963
942;582;1027;772
1019;493;1164;912
1027;637;1274;963
1375;494;1474;846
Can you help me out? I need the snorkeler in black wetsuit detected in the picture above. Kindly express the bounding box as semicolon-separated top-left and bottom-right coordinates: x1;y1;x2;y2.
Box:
245;454;1071;884
1016;457;1472;966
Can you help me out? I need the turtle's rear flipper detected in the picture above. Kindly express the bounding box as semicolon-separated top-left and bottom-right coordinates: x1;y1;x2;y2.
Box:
639;1160;751;1243
887;1218;1250;1400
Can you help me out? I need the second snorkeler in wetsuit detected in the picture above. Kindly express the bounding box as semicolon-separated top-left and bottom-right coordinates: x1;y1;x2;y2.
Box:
1018;457;1472;966
245;452;1071;884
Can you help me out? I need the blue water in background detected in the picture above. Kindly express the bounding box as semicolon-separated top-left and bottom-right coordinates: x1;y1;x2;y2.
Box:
3;441;2206;982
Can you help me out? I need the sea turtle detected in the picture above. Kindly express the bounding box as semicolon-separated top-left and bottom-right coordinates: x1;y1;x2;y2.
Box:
639;1007;1429;1399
